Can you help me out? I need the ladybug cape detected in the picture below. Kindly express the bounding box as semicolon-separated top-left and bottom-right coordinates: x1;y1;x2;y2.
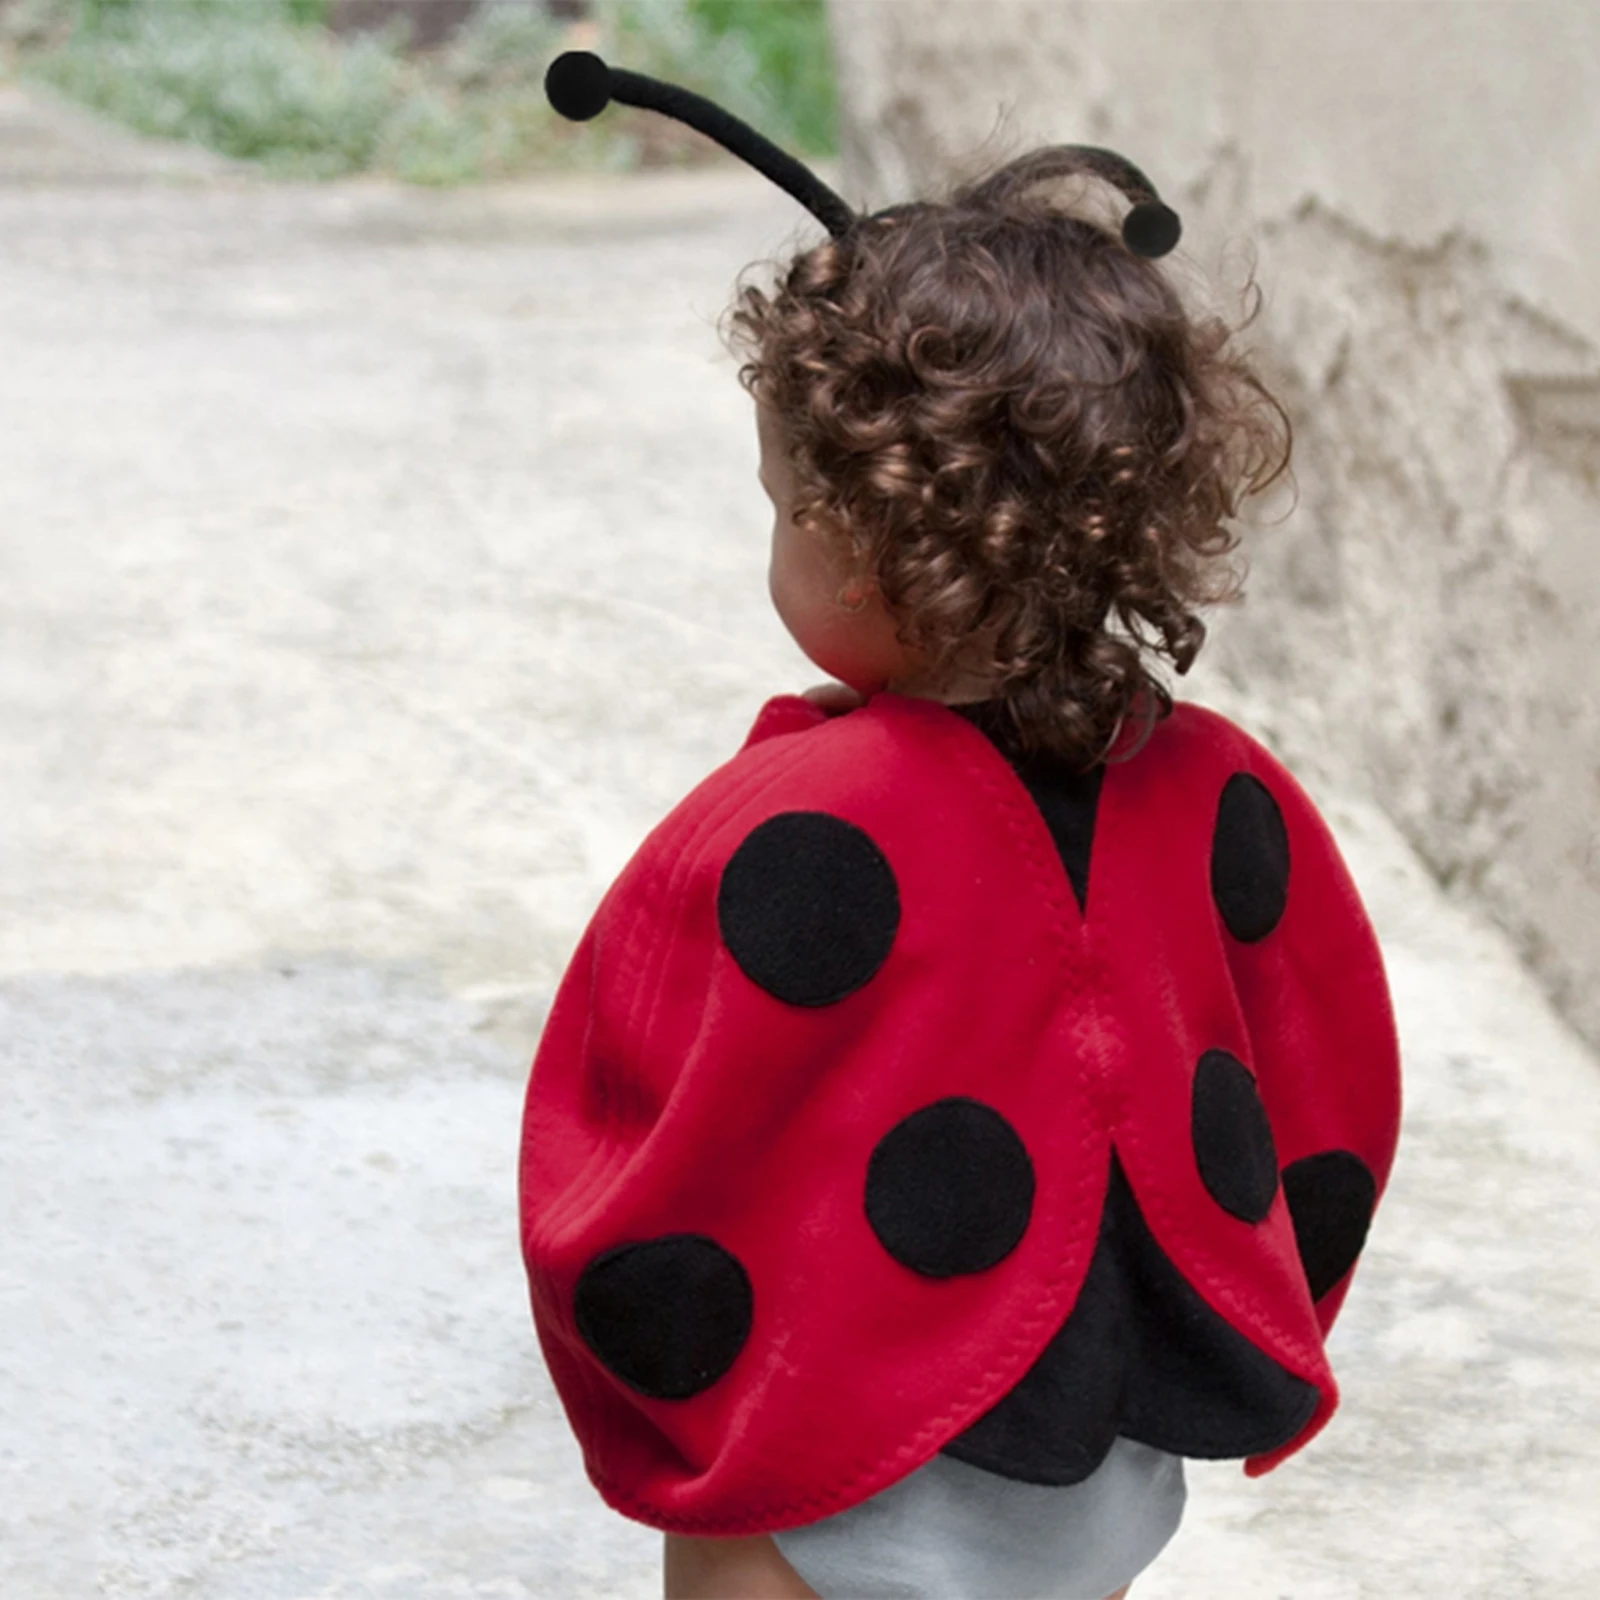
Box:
517;688;1402;1536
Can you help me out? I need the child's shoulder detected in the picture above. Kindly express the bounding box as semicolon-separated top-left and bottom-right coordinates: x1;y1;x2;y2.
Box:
624;691;1321;905
673;690;1313;846
730;689;1257;767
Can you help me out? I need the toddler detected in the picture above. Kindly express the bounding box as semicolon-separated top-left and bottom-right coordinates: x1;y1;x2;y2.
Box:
524;54;1402;1600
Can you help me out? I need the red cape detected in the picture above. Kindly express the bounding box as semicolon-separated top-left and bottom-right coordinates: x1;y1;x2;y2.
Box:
518;690;1402;1535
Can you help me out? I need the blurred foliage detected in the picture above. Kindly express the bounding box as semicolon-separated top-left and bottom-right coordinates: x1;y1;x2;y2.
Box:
75;0;332;26
685;0;833;156
0;0;837;185
10;0;414;179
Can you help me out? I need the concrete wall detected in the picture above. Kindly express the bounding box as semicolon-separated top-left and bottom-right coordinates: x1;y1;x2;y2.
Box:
821;0;1600;1057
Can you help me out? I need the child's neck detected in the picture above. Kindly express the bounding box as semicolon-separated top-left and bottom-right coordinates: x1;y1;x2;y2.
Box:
884;664;1005;706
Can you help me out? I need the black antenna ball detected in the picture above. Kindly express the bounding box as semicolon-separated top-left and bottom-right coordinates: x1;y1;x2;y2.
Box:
546;50;612;122
1122;200;1182;258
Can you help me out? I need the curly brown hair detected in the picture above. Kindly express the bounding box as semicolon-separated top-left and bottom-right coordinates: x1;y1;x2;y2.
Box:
718;145;1296;773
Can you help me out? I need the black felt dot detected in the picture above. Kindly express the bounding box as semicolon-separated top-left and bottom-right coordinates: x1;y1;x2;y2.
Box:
1210;771;1290;943
1192;1049;1279;1224
717;811;899;1007
573;1235;752;1401
865;1098;1035;1278
1282;1150;1378;1301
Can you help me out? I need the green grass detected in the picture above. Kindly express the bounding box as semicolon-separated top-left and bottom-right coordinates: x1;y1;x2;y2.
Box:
0;0;837;184
684;0;835;157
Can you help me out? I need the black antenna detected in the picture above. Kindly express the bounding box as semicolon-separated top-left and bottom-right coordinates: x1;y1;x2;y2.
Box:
543;50;1181;257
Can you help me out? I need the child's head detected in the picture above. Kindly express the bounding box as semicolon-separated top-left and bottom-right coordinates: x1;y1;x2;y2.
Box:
721;145;1295;773
757;396;1009;709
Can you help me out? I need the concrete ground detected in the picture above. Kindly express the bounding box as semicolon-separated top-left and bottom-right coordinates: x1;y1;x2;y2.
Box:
2;78;1598;1600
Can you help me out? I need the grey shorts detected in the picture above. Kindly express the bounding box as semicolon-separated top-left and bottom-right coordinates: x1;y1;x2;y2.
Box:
770;1436;1186;1600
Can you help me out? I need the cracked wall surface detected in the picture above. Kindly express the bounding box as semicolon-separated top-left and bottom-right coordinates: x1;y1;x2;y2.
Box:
821;0;1600;1056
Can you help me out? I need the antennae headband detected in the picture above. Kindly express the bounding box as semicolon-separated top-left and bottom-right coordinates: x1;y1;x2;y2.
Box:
543;50;1181;257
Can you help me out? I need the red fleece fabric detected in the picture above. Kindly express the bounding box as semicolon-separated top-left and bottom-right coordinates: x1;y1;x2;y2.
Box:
518;690;1402;1535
